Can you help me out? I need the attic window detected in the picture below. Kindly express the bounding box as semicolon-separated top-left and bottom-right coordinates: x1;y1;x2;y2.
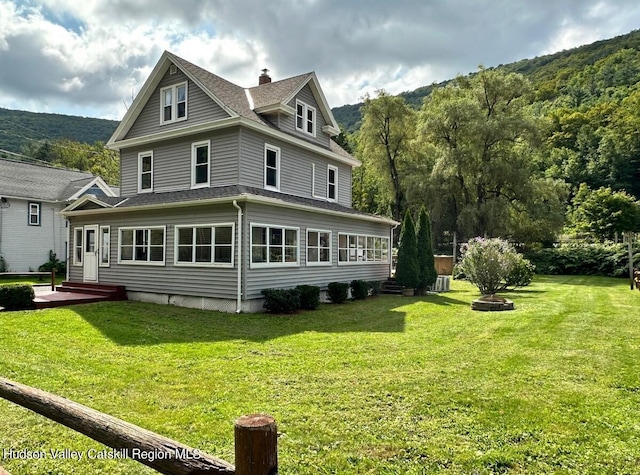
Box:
296;100;316;137
160;82;187;124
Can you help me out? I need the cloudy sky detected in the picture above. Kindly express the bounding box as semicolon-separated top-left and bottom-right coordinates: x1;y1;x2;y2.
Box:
1;0;639;121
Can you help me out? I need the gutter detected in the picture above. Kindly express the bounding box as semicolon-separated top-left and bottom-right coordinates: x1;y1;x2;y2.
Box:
232;200;243;313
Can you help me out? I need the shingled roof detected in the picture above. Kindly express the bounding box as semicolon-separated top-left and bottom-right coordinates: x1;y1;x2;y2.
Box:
0;158;96;201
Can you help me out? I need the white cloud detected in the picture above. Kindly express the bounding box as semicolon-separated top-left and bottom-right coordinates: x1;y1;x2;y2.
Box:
0;0;640;119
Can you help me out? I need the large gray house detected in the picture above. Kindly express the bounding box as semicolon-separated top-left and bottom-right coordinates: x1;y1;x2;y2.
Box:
61;51;397;312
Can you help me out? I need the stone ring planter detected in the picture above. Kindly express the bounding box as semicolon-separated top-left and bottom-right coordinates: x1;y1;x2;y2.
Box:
471;294;514;311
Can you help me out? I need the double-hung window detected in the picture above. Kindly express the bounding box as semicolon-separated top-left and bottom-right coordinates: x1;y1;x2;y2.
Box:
338;233;389;264
28;202;41;226
175;224;234;267
160;82;187;124
138;151;153;192
118;227;165;265
191;140;210;188
264;144;280;190
251;224;299;267
73;227;83;266
327;165;338;201
296;100;316;136
307;229;332;266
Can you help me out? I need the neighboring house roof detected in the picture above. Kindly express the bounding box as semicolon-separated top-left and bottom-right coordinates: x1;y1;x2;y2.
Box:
108;51;344;154
62;185;398;225
0;158;95;202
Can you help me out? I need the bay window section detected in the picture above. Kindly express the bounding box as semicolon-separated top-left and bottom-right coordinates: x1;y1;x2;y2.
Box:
175;224;234;267
251;224;299;267
118;226;165;265
338;233;389;264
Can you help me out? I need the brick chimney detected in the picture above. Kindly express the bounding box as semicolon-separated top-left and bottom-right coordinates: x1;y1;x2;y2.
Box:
259;68;271;85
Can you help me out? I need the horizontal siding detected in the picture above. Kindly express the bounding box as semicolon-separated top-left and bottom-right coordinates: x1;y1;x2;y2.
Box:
1;199;67;272
282;84;331;148
243;203;392;298
239;128;353;207
119;128;240;196
69;205;239;299
125;68;230;140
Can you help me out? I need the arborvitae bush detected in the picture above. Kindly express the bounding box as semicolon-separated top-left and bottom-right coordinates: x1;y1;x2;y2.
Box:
350;280;369;300
416;207;438;295
396;210;419;290
261;288;300;314
0;284;35;310
296;285;321;310
327;282;349;303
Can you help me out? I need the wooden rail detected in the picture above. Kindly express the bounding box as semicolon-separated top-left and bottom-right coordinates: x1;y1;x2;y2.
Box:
0;270;56;291
0;377;278;475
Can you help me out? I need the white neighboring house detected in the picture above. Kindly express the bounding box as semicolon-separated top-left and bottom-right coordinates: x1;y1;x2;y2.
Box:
0;156;117;272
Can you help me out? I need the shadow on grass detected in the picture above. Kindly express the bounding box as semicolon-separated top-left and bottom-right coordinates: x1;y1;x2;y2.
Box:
71;296;410;346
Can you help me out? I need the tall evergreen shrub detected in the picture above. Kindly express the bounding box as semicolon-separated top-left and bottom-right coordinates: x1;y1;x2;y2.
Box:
395;210;419;290
416;207;437;294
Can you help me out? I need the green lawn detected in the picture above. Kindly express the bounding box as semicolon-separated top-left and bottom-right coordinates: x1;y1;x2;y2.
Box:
0;275;639;474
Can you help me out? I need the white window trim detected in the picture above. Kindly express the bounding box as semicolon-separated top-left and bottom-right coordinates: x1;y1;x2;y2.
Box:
337;232;390;266
160;81;188;125
28;202;41;226
73;227;83;266
174;223;235;268
296;99;316;137
138;151;153;193
327;165;338;202
250;223;300;269
306;228;332;267
99;225;111;268
117;226;166;266
264;144;281;191
191;140;210;189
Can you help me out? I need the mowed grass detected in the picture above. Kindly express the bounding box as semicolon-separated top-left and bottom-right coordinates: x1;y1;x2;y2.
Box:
0;275;639;474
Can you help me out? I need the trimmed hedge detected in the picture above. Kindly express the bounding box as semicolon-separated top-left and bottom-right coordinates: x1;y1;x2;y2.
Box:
296;285;320;310
0;284;35;310
350;280;369;300
524;242;639;277
261;288;300;314
327;282;349;304
368;281;382;296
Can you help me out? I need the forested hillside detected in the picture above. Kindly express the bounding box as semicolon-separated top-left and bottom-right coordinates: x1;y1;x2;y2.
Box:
333;29;640;132
0;108;118;153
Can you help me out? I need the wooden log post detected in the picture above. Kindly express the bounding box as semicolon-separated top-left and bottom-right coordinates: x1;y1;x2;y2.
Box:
0;377;234;475
234;414;277;475
51;268;56;291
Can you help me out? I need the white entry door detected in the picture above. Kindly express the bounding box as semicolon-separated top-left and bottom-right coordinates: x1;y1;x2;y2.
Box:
83;224;99;282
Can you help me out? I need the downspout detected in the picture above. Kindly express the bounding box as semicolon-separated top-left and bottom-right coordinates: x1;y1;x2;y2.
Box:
232;200;243;313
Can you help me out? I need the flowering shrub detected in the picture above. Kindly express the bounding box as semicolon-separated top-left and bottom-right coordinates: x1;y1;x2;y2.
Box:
457;237;534;295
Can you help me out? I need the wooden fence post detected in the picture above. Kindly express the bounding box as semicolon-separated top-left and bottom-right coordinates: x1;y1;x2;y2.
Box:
51;268;56;291
234;414;277;475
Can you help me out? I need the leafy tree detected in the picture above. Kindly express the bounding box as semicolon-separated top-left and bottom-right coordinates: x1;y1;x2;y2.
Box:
395;210;419;290
357;90;416;222
417;68;565;242
569;184;640;240
416;207;437;295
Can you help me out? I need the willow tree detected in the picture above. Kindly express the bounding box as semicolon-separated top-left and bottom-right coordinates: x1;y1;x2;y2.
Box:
416;68;565;241
356;90;416;222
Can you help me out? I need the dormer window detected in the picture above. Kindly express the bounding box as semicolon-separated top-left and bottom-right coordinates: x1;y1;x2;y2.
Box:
296;100;316;137
160;81;187;124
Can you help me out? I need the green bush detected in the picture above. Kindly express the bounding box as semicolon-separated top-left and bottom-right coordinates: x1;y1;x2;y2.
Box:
327;282;349;304
350;280;369;300
0;284;35;310
261;288;300;314
457;237;533;295
38;250;66;275
368;281;382;296
524;242;639;277
296;285;320;310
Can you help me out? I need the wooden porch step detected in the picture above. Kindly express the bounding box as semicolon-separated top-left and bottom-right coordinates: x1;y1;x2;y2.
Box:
57;282;127;301
380;279;403;295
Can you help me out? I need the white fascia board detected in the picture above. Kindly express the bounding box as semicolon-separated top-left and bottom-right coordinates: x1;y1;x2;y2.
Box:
61;193;398;226
108;115;361;168
253;103;295;116
60;195;115;214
